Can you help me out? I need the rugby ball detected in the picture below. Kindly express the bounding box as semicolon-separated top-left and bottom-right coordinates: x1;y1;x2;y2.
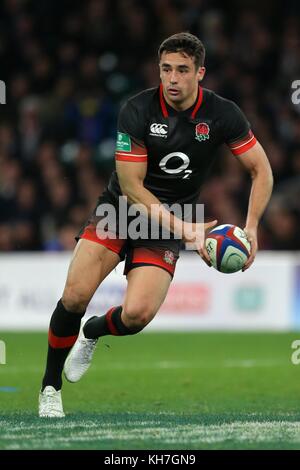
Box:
205;224;251;273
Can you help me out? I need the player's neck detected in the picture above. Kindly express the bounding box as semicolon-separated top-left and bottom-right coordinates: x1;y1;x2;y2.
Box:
163;86;199;112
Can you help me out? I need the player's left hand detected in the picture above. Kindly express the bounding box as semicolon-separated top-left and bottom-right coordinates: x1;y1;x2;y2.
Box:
242;226;258;271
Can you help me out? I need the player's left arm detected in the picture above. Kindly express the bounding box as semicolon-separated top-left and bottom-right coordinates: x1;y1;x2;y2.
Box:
234;140;273;271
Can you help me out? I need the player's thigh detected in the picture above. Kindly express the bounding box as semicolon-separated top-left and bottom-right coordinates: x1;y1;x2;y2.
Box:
123;266;172;323
62;239;120;311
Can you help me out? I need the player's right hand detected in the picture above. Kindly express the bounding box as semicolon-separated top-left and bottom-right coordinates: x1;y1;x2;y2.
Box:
183;220;218;266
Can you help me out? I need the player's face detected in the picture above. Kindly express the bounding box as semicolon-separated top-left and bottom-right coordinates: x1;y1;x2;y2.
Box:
159;51;205;109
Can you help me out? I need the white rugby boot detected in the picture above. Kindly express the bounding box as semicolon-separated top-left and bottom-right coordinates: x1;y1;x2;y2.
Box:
64;318;98;383
39;386;65;418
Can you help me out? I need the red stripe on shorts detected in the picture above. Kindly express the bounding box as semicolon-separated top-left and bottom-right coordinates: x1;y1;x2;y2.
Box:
80;224;125;255
132;248;176;275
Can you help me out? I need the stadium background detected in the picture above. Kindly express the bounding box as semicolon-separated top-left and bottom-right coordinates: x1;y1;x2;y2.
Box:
1;0;300;451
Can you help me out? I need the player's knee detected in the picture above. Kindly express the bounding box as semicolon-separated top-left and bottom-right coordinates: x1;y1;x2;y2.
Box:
122;303;156;329
62;285;89;314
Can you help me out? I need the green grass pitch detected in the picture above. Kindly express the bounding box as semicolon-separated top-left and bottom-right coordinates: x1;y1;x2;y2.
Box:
0;331;300;450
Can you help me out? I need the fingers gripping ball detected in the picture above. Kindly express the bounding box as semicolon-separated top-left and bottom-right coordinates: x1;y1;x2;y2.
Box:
205;224;251;273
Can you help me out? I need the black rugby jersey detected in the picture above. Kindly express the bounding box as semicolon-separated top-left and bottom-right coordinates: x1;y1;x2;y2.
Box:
108;84;257;205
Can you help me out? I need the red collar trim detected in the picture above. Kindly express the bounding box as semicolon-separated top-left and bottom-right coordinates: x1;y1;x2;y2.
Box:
159;83;168;118
191;86;203;119
159;83;203;119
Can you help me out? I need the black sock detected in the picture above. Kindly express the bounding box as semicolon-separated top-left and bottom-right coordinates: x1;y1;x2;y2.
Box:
83;306;143;339
41;299;85;391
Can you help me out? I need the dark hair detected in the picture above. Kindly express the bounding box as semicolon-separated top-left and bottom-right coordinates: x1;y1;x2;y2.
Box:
158;32;205;68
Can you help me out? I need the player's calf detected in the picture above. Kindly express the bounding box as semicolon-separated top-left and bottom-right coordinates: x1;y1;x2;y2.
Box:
41;299;85;391
83;306;146;339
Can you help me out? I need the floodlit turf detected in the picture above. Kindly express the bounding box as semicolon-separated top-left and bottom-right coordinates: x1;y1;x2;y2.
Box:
0;331;300;449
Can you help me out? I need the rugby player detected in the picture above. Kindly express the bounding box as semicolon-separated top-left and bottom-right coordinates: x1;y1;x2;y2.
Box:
39;32;273;417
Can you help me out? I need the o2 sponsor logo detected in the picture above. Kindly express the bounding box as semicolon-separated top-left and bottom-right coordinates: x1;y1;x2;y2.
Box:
159;152;192;179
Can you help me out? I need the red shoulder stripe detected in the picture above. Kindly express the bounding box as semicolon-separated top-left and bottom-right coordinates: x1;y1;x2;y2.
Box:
230;135;257;155
115;154;148;162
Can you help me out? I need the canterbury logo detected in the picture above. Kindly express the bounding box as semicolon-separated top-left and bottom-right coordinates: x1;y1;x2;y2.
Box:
150;123;168;136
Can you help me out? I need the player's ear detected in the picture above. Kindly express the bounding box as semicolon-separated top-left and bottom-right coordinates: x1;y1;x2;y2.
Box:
197;66;206;82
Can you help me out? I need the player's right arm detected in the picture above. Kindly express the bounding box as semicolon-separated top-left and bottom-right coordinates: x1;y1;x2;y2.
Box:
115;100;217;252
116;158;216;250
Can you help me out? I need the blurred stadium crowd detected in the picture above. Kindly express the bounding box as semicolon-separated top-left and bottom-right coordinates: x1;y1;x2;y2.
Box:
0;0;300;251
